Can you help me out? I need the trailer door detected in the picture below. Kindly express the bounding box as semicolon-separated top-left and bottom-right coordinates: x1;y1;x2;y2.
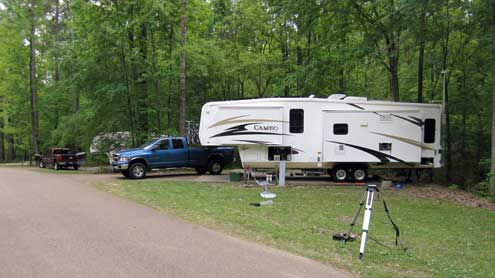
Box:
322;110;422;164
205;106;285;146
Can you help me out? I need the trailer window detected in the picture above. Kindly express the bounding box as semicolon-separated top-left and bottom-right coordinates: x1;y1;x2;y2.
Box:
424;119;436;143
290;109;304;133
333;124;348;135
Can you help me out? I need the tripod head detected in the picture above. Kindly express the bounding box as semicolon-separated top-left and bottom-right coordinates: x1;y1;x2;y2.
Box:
366;184;378;192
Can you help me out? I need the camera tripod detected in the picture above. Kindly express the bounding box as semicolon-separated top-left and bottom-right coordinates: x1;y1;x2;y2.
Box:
345;184;407;260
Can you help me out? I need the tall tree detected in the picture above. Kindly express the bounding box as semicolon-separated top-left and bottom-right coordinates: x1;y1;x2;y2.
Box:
179;0;187;136
352;0;403;101
490;0;495;194
28;0;39;156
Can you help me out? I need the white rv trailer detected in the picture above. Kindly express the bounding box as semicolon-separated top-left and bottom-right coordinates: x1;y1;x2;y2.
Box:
199;95;442;181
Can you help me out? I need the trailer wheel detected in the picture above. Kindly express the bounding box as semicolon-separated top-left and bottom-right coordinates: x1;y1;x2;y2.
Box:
54;163;60;171
129;162;147;179
39;161;45;168
352;168;367;182
208;159;224;175
332;167;348;182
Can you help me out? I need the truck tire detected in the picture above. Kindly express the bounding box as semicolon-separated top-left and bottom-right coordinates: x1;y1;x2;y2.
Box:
129;162;147;179
195;167;207;175
352;168;367;182
73;165;79;170
332;166;348;182
208;159;223;175
121;170;130;178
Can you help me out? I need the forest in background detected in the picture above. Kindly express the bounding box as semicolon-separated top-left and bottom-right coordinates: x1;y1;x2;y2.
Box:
0;0;494;191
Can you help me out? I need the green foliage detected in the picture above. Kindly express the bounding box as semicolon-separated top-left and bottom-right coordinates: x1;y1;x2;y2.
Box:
0;0;493;186
448;184;460;190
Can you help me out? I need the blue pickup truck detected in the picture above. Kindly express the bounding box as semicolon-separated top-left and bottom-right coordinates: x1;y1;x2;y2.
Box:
111;137;235;179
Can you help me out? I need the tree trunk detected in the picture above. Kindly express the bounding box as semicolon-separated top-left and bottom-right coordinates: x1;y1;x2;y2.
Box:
73;91;79;113
442;2;452;184
150;28;161;132
281;21;289;97
29;4;39;157
7;134;15;161
417;8;426;103
178;0;187;136
167;24;174;129
490;0;495;194
417;41;425;103
0;117;4;161
339;68;345;93
389;55;400;102
459;72;467;186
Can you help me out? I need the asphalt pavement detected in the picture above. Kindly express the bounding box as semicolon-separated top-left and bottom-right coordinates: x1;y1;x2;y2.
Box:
0;167;353;278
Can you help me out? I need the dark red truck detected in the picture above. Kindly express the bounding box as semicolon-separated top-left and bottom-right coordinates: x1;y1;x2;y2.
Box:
38;148;84;170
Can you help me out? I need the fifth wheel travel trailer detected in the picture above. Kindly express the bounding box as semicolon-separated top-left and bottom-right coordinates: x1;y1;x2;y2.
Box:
198;94;442;182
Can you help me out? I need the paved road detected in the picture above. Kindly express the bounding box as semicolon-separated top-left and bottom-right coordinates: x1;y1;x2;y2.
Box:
0;167;352;278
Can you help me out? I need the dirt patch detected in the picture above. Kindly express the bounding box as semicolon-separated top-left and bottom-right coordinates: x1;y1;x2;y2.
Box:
404;184;495;211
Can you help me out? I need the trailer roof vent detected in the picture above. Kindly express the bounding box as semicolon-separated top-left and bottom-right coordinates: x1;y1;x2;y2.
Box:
344;96;368;101
328;93;347;100
308;94;315;98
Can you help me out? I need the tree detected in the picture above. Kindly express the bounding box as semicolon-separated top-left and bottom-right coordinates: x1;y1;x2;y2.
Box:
490;0;495;194
28;0;39;156
352;0;403;101
178;0;187;136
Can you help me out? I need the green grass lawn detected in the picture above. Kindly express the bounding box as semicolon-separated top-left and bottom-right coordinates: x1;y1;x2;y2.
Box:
99;180;495;278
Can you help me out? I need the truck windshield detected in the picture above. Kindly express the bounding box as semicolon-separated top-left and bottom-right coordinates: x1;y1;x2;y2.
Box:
138;139;158;149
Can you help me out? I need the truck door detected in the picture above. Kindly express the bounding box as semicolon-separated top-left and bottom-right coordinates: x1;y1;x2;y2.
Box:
149;139;173;167
169;138;188;167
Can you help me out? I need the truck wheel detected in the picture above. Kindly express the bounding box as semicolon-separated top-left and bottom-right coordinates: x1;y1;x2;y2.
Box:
195;167;207;175
208;159;223;175
332;166;348;182
73;165;79;171
129;163;147;179
121;170;130;178
352;168;367;182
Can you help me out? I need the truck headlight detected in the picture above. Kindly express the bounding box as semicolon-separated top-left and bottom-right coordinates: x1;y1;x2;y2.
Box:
119;156;129;162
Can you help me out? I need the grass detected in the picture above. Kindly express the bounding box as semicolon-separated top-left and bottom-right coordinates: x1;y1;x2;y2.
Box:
99;180;495;278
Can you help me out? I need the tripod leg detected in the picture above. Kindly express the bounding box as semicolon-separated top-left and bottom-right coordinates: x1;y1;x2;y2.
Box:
359;185;376;260
345;191;367;241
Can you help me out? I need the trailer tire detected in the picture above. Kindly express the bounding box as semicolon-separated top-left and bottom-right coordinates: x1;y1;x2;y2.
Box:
332;167;348;182
39;161;45;168
54;163;60;171
129;162;147;179
195;167;207;175
208;159;224;175
352;168;367;182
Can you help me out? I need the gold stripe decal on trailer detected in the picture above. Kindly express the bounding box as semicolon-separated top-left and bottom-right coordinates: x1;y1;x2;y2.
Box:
370;132;435;150
208;115;287;128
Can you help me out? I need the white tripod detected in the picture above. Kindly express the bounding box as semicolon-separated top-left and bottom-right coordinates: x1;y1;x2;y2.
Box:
344;184;407;260
358;184;377;260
